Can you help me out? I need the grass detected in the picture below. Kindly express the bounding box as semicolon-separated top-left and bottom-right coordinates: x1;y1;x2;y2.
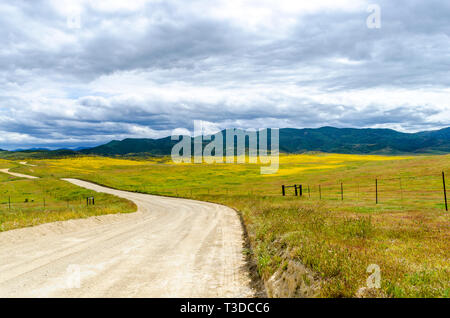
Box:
8;153;450;297
0;160;137;232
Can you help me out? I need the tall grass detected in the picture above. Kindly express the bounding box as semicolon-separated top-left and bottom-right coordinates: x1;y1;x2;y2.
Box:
9;153;450;297
0;174;136;232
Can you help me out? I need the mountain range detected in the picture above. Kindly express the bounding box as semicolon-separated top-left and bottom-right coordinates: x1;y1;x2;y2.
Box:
80;126;450;156
1;126;449;159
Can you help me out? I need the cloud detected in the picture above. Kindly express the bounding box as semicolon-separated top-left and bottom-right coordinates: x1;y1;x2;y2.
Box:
0;0;449;149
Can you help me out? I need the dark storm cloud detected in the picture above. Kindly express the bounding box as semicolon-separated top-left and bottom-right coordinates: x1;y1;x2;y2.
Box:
0;0;449;149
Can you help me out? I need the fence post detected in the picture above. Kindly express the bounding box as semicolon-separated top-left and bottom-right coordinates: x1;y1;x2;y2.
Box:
308;185;310;198
294;184;298;196
282;185;285;196
341;183;344;201
299;185;303;197
376;179;378;204
443;171;448;211
319;185;322;200
399;177;404;204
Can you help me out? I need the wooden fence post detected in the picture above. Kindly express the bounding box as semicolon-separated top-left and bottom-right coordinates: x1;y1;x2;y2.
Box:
399;177;404;204
308;185;310;198
294;184;298;196
341;183;344;201
86;197;95;206
282;185;285;196
319;185;322;200
299;185;303;197
443;171;448;211
376;179;378;204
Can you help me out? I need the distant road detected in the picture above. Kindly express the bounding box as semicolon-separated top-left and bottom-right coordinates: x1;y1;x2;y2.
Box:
0;169;253;297
19;161;36;167
0;168;38;179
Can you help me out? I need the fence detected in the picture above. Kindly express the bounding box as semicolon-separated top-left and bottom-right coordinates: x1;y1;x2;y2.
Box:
12;171;441;213
281;184;302;196
0;196;97;211
281;171;449;211
130;170;449;212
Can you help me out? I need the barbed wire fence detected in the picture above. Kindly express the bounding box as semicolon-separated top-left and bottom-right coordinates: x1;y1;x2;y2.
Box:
0;194;99;212
278;171;449;211
137;170;449;212
4;171;447;213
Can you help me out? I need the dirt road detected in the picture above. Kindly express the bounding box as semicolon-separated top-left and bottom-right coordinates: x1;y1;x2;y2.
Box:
0;172;254;297
0;168;38;179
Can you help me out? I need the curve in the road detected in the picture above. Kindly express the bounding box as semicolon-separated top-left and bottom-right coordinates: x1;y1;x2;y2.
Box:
0;169;254;297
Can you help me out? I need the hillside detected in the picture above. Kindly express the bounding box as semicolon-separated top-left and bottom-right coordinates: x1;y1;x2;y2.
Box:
278;127;450;154
0;149;79;160
1;127;449;158
80;137;176;156
80;127;450;156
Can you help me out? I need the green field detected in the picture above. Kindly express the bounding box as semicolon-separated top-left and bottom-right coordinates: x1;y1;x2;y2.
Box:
5;154;450;297
0;160;136;231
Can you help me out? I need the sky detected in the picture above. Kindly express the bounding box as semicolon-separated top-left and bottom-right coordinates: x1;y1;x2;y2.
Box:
0;0;449;150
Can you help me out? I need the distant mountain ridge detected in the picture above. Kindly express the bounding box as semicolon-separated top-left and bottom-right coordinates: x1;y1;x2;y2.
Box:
80;126;450;156
1;127;449;159
81;137;176;156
